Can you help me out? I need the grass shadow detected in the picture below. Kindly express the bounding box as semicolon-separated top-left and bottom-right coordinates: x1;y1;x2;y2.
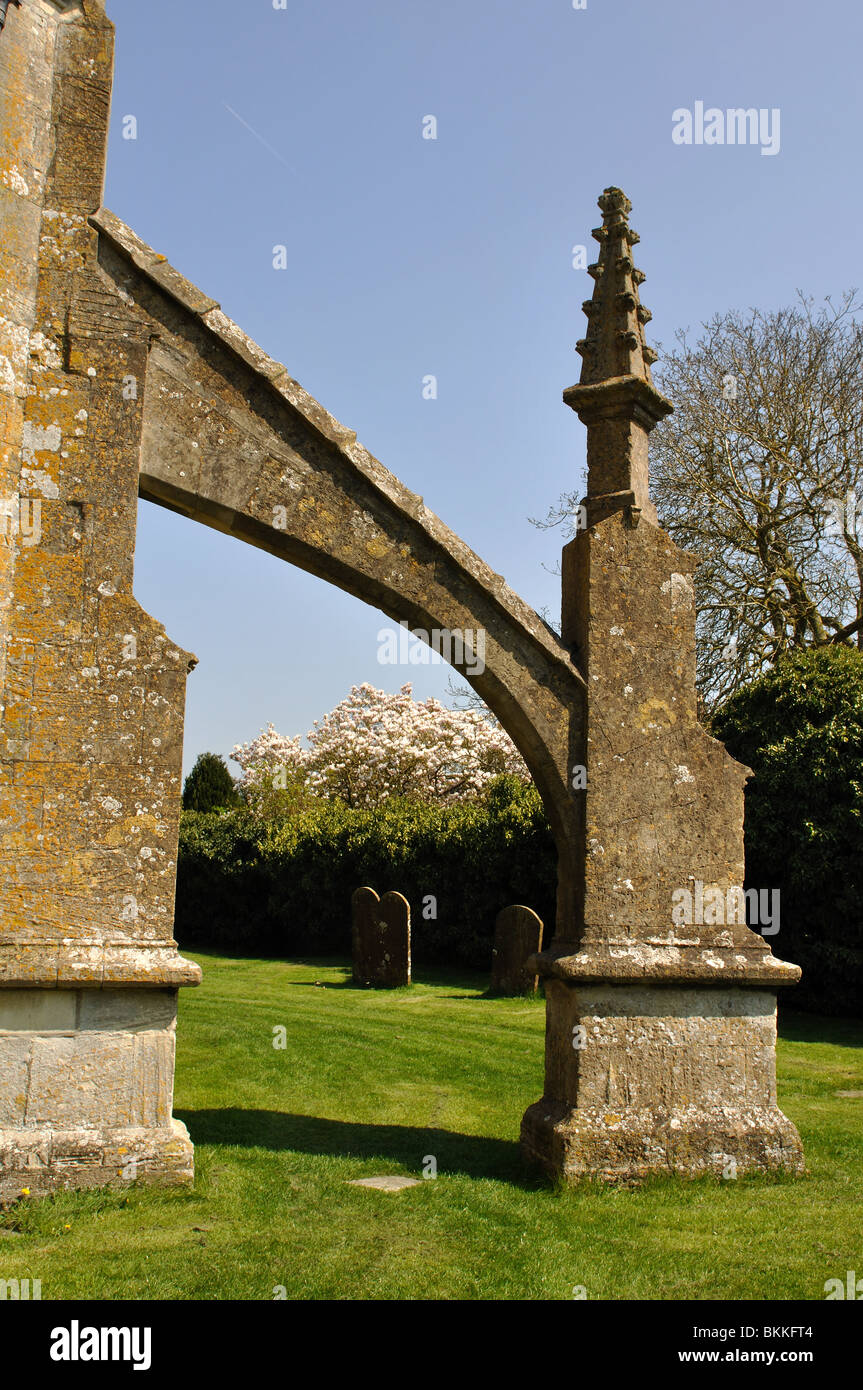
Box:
288;979;374;991
176;1107;541;1188
778;1011;863;1048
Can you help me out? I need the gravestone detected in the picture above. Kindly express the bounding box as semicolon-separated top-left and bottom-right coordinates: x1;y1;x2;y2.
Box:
491;905;543;995
351;888;411;988
351;887;380;984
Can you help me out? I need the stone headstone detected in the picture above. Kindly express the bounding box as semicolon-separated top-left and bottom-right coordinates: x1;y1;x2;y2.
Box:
351;887;380;984
491;905;543;994
352;888;411;988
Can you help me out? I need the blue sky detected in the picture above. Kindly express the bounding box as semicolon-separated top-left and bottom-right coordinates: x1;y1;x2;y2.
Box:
102;0;862;776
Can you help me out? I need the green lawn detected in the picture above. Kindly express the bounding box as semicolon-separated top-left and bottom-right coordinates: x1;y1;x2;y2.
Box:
2;952;861;1300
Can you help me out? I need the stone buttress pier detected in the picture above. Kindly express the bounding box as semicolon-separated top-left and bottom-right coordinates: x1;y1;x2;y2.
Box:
0;3;804;1198
0;1;199;1199
520;189;804;1179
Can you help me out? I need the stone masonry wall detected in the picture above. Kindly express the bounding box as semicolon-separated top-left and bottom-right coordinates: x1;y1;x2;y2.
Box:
0;1;198;990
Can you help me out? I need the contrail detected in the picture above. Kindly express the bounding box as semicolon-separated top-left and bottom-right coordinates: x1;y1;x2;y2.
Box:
223;103;295;172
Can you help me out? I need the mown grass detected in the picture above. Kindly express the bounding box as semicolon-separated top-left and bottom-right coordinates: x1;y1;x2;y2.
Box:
1;951;861;1300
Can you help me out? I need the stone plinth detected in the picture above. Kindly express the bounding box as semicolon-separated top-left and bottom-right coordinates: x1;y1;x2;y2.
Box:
0;986;194;1201
521;982;803;1180
520;499;804;1180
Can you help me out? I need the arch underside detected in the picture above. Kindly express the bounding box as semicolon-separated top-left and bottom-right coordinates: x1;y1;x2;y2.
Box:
90;211;585;889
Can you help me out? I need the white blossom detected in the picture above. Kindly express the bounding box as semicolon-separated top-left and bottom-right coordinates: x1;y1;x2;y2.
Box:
231;682;528;810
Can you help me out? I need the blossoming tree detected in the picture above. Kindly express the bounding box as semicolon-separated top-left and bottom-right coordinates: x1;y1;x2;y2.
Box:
231;682;529;810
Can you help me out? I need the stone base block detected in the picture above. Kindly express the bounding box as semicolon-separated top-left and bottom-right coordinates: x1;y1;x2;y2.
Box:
521;981;804;1180
0;1119;194;1202
521;1100;804;1181
0;986;195;1201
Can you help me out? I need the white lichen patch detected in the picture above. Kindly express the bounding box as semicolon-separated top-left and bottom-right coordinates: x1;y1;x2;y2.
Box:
0;356;16;395
661;572;694;611
28;332;63;370
646;932;700;947
673;764;695;785
22;420;61;460
1;164;30;197
0;320;33;395
20;467;60;500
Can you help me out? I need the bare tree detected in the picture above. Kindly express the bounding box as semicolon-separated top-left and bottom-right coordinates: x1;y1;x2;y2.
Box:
534;292;863;707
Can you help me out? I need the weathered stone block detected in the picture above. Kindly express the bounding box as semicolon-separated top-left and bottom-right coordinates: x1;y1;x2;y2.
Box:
0;1036;30;1127
0;987;179;1127
0;1119;194;1202
77;988;177;1033
522;983;803;1179
0;989;77;1032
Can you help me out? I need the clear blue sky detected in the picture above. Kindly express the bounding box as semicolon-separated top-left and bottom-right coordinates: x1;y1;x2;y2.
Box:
103;0;861;776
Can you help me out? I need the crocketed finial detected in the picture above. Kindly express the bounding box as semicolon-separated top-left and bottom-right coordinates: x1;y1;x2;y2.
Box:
575;186;658;386
563;187;673;528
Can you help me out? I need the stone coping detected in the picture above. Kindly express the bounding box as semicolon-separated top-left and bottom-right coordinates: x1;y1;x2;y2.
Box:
563;371;673;423
0;945;202;988
533;941;802;988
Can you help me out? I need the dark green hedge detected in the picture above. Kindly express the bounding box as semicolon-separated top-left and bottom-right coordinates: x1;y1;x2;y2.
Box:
175;776;556;969
178;654;863;1013
712;647;863;1015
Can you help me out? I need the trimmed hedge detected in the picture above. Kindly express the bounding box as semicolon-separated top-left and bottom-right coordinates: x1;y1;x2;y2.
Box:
175;776;556;969
712;647;863;1015
177;652;863;1013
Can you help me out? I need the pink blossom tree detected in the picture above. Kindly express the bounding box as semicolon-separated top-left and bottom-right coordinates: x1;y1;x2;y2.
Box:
231;682;528;811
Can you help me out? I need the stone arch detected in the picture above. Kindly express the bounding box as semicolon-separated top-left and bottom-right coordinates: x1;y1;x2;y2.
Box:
92;210;586;910
1;2;587;1199
0;0;803;1200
